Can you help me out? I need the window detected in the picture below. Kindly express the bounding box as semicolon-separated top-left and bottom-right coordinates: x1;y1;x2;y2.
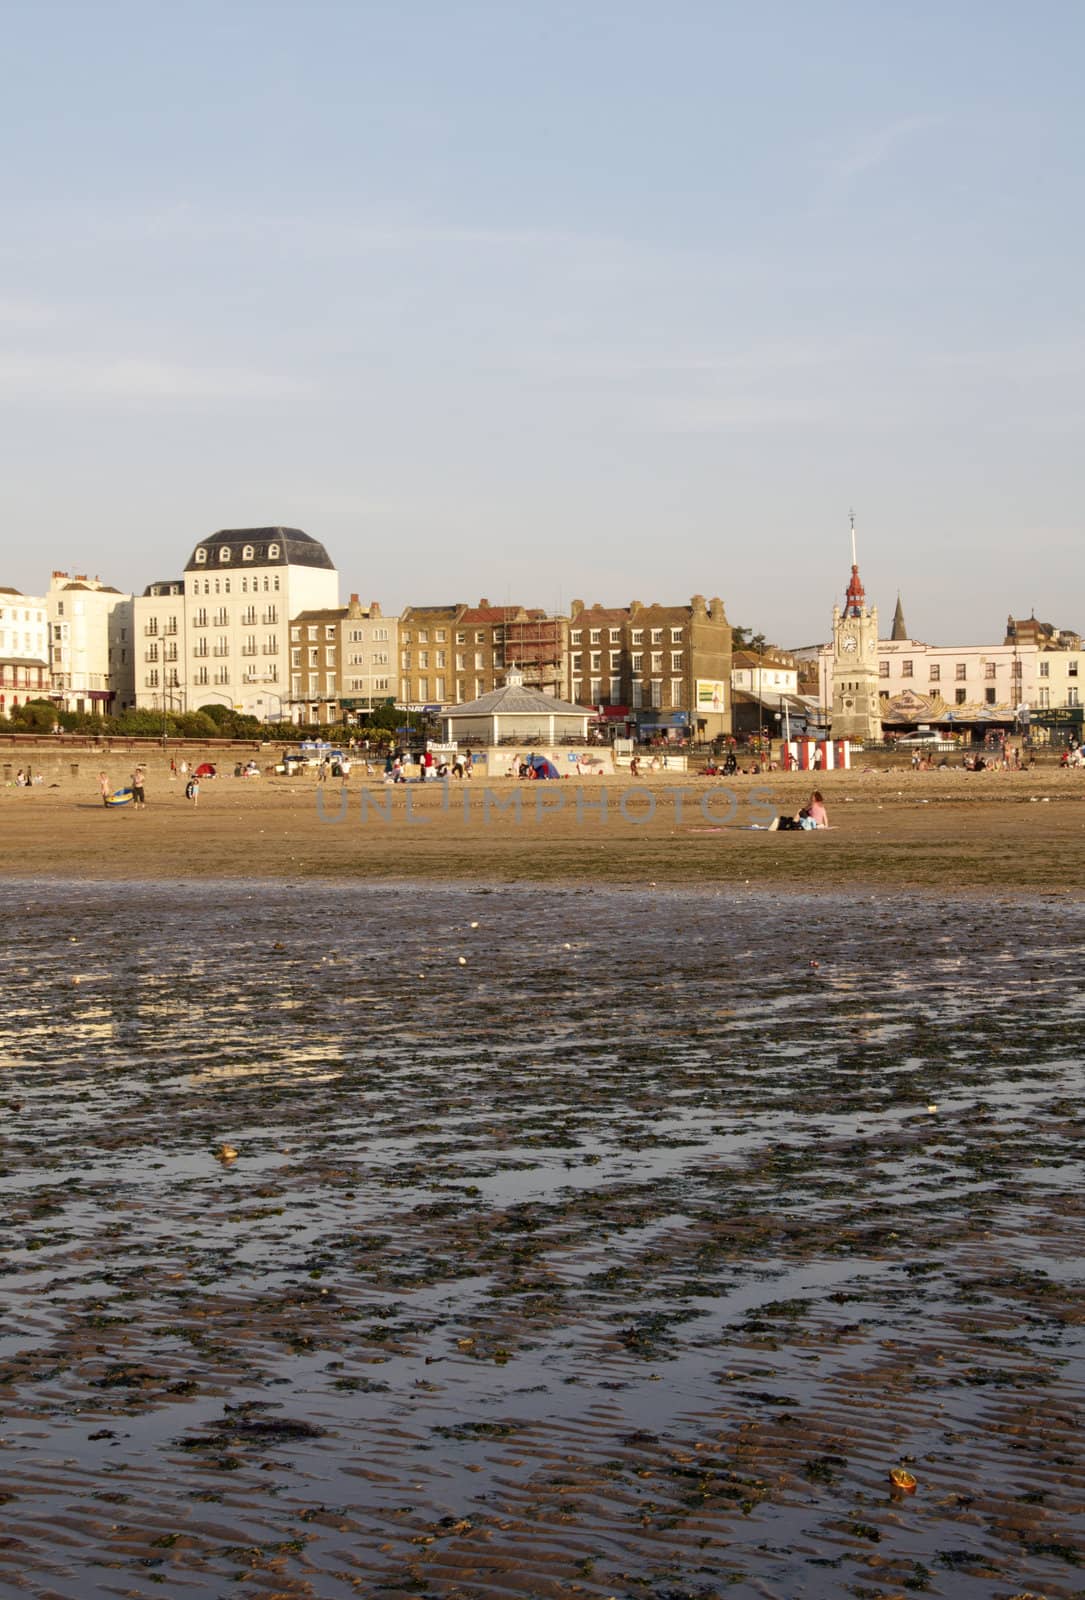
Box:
631;680;643;708
631;628;643;646
671;628;683;643
291;627;300;642
929;663;940;682
308;648;318;667
1070;660;1080;678
631;652;643;673
610;650;621;669
474;651;483;670
609;676;621;702
955;663;967;680
475;631;485;643
456;631;466;644
902;660;913;678
1038;687;1050;708
589;629;601;644
242;545;254;561
267;543;279;559
955;687;967;704
651;628;663;644
589;678;602;703
609;628;620;643
435;677;446;700
1039;659;1050;678
571;678;582;702
590;652;601;671
650;679;662;707
669;678;682;706
418;630;429;643
879;660;890;678
326;625;335;641
219;546;231;562
1068;686;1081;706
195;549;207;564
374;628;389;641
984;662;996;679
651;652;663;672
671;651;682;671
307;626;317;640
435;630;446;643
418;678;428;700
435;650;446;668
456;652;466;670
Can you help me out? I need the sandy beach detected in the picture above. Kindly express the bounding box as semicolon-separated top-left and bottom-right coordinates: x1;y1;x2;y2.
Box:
2;759;1085;892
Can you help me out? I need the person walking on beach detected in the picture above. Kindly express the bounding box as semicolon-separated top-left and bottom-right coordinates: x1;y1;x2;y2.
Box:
185;773;200;808
131;765;146;808
98;771;111;807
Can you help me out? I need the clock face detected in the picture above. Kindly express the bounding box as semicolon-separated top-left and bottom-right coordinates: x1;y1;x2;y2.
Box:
841;635;857;653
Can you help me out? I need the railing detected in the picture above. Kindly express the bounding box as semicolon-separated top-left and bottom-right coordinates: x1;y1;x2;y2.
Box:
212;645;229;658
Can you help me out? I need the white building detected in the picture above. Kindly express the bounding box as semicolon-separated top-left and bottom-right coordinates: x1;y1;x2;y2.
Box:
808;635;1052;734
47;572;134;715
0;588;50;713
132;580;187;713
183;528;339;718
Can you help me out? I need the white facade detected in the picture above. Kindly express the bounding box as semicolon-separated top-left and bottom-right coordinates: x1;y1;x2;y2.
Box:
47;573;134;714
813;637;1053;728
0;589;50;711
731;654;798;696
183;529;338;718
132;581;188;713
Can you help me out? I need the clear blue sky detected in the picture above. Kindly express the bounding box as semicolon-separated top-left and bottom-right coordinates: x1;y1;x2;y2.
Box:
2;1;1081;644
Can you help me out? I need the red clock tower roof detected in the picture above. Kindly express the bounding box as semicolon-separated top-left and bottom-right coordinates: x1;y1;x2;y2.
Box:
844;563;866;618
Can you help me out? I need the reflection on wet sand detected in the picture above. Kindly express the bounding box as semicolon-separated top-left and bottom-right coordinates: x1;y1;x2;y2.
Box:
1;880;1083;1600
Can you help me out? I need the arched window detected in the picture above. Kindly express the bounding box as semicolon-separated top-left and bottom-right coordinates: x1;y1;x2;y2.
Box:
219;546;231;562
268;543;280;560
242;544;254;561
195;548;207;564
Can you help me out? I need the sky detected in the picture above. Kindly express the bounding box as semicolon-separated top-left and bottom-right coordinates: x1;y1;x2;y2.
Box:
2;0;1082;645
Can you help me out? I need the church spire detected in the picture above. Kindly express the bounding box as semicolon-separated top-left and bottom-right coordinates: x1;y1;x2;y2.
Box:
891;593;907;641
843;509;866;617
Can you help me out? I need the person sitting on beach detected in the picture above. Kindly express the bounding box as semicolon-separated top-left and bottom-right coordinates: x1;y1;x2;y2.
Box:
806;790;828;827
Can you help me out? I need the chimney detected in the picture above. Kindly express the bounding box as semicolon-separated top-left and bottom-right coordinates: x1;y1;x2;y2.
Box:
570;599;584;618
479;597;490;609
370;601;381;617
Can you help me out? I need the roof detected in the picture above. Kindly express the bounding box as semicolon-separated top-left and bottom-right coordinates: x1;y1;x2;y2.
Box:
443;682;588;719
185;527;335;573
293;607;348;623
733;650;795;670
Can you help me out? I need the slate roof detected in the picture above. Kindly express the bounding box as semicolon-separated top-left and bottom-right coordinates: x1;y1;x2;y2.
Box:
185;528;335;572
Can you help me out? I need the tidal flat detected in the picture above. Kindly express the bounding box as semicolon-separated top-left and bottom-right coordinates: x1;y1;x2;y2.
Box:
1;881;1083;1600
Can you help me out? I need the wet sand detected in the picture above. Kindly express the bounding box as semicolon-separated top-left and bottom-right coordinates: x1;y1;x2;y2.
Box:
2;763;1085;891
1;882;1083;1599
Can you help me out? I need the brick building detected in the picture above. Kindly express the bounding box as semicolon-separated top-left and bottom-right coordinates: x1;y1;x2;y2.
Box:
568;596;732;739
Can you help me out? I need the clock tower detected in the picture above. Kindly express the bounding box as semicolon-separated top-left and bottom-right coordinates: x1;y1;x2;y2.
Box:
830;516;882;743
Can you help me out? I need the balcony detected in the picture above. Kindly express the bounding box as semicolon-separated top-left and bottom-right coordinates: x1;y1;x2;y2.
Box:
212;645;230;658
143;625;158;637
241;645;257;656
262;610;278;625
163;622;178;635
144;649;159;663
262;643;279;655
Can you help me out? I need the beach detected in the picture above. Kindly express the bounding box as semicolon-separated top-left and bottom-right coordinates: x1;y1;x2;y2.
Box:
2;764;1084;1598
2;759;1085;891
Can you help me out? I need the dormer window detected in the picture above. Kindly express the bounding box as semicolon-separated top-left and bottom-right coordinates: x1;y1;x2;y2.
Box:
267;543;280;560
195;549;207;564
242;544;254;561
219;546;231;562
